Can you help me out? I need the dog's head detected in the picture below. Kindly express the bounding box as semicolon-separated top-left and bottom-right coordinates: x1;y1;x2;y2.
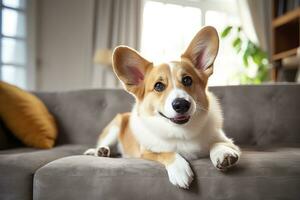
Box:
113;26;219;127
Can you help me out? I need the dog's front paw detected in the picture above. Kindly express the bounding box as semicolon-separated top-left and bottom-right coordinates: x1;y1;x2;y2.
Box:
166;154;194;189
83;146;110;157
96;146;110;157
210;144;240;171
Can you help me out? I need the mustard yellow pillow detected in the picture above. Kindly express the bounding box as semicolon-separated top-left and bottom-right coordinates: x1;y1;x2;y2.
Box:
0;81;57;148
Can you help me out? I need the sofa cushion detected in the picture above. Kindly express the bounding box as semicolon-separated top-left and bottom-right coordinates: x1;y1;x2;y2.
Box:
0;145;88;200
33;146;300;200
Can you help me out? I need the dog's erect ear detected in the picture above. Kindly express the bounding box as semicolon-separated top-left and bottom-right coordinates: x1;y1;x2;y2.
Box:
112;46;152;99
182;26;219;77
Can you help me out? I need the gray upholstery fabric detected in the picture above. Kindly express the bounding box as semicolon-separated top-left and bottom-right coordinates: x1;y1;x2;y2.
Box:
34;147;300;200
0;145;88;200
211;84;300;146
35;89;133;145
35;84;300;146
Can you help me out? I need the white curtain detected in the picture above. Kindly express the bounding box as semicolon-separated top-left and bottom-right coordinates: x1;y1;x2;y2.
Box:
237;0;272;58
92;0;143;88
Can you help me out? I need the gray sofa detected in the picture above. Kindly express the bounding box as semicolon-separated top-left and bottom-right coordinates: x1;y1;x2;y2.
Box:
1;84;300;200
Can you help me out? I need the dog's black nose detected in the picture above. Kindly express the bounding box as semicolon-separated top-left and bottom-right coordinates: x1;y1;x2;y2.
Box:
172;98;190;114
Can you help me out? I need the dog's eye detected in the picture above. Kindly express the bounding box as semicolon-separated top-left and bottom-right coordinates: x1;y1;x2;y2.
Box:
182;76;193;87
154;82;165;92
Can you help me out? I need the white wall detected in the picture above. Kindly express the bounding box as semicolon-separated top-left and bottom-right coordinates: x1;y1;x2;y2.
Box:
36;0;95;91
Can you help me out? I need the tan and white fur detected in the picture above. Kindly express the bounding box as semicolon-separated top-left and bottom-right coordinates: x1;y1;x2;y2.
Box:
84;26;241;189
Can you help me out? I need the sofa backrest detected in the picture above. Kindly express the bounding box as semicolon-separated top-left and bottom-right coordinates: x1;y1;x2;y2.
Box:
35;84;300;147
211;84;300;146
35;89;133;145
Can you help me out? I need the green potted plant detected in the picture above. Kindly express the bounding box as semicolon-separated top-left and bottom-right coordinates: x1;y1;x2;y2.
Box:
221;26;269;84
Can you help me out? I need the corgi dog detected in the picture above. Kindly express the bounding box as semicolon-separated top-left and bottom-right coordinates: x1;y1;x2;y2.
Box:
84;26;241;189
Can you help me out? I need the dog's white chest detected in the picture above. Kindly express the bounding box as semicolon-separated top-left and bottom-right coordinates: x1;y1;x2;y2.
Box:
175;140;209;159
130;112;210;159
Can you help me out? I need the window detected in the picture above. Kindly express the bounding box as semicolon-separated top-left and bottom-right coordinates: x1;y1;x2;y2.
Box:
141;1;202;64
141;0;242;86
0;0;27;88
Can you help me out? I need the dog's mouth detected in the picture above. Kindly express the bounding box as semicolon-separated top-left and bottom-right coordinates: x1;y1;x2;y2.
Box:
159;112;190;125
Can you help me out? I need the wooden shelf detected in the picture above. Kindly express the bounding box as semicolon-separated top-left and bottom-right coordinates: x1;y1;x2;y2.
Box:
272;47;298;61
271;1;300;82
273;8;300;27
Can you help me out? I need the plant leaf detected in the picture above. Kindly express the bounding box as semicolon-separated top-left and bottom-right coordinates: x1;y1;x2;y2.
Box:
253;53;262;65
221;26;233;38
243;50;249;67
232;37;241;48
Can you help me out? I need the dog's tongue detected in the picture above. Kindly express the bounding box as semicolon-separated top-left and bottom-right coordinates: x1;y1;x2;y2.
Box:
171;115;190;125
174;115;188;120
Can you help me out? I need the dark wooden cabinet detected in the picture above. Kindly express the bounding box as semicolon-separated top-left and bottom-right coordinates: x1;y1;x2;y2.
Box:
272;0;300;81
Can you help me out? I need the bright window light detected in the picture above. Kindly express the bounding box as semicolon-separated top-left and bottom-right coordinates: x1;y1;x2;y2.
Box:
205;10;242;85
1;65;26;87
141;0;241;86
3;0;26;9
2;8;26;37
141;1;202;64
2;37;26;65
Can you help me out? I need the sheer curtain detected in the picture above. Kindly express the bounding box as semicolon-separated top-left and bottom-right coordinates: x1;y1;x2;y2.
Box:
237;0;272;57
92;0;143;88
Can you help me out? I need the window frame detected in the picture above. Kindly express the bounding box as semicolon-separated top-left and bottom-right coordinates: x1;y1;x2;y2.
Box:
0;0;36;89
